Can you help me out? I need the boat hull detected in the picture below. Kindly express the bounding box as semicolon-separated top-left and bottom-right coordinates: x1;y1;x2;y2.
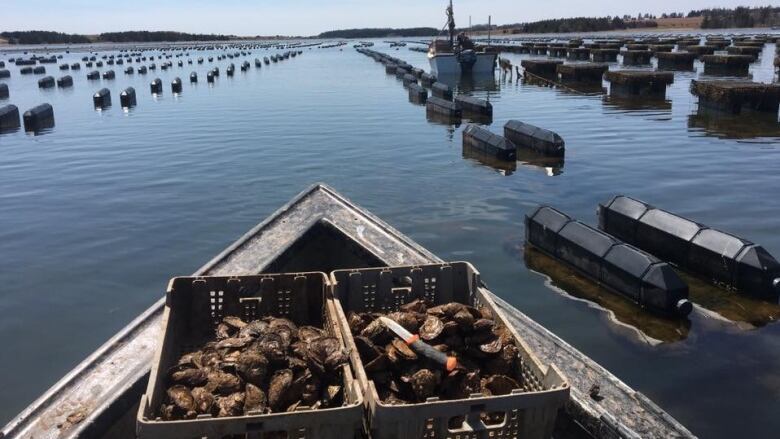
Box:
428;52;497;77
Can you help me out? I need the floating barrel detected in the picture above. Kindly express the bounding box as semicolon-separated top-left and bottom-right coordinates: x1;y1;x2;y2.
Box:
526;205;692;316
23;103;54;131
431;82;453;100
71;63;81;70
93;88;111;108
426;96;461;118
226;64;235;76
59;63;69;70
207;71;215;83
38;76;55;89
408;83;427;104
598;196;780;297
20;67;33;75
0;104;20;130
149;63;156;70
463;124;516;161
96;61;103;67
0;69;9;78
102;70;115;80
178;60;183;67
138;66;147;74
198;57;204;64
420;73;436;87
455;96;493;117
86;61;93;68
190;72;198;83
57;75;73;88
255;58;262;67
33;66;46;74
171;77;182;93
125;66;134;74
504;120;565;157
402;73;417;87
0;83;8;99
87;70;100;80
212;67;220;77
120;87;137;108
150;78;162;94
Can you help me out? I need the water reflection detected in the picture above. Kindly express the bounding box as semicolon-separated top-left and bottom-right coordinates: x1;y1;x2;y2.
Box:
436;72;498;93
602;95;672;114
523;246;690;344
688;107;780;140
425;110;461;128
462;144;516;176
516;148;564;176
680;272;780;329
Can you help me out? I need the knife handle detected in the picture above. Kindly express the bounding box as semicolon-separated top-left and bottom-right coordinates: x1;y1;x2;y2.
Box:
407;336;458;371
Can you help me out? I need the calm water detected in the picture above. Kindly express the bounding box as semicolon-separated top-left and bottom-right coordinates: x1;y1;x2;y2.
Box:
1;37;779;438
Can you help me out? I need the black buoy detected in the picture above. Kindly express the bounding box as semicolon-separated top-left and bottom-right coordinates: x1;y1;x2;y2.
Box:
526;205;692;317
120;87;137;108
71;63;81;70
171;77;182;93
150;78;162;94
226;63;235;76
0;104;20;130
207;71;215;83
125;66;134;74
33;66;46;74
38;76;55;89
56;75;73;88
23;103;54;131
0;69;10;78
87;70;100;80
102;70;115;80
138;66;148;74
190;72;198;83
93;88;111;108
0;83;8;99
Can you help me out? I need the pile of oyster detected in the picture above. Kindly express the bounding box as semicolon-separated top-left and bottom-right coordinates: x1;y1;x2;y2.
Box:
347;300;525;404
159;316;348;420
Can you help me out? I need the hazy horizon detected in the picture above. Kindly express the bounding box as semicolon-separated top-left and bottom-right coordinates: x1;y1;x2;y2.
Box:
1;0;774;36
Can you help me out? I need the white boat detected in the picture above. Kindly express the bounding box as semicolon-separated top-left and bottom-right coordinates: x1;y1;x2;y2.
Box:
428;0;497;77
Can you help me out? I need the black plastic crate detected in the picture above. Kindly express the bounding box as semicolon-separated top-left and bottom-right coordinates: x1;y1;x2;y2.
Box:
137;273;363;439
330;262;569;439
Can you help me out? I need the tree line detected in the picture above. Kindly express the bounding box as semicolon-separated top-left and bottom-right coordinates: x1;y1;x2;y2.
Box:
318;28;438;39
0;30;233;45
688;6;780;29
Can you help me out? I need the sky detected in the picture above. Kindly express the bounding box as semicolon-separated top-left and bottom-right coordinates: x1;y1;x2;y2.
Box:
0;0;774;36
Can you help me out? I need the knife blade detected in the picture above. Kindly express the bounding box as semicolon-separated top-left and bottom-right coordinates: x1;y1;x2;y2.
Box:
379;316;458;371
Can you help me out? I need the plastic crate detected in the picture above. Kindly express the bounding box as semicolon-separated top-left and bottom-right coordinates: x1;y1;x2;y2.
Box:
137;273;364;439
330;262;569;439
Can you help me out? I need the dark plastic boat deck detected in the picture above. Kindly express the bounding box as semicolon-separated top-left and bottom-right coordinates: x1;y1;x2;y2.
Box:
1;184;695;439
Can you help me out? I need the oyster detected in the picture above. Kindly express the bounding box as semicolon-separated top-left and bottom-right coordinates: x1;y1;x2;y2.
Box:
216;392;245;417
191;387;215;414
206;370;242;395
166;385;197;419
419;316;444;341
168;364;208;387
482;375;520;396
244;383;267;414
236;350;268;385
268;369;294;412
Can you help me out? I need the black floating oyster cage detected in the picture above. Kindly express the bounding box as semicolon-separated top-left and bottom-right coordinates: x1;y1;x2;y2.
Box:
137;272;364;439
329;261;569;439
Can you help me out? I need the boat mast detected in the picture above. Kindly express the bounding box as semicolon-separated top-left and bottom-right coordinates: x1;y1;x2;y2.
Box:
447;0;455;47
